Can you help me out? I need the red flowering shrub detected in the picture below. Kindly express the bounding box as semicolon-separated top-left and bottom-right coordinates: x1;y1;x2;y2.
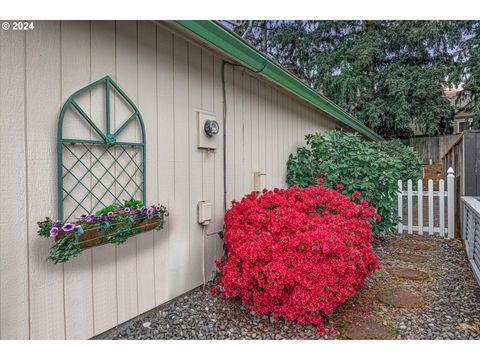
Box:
213;183;380;330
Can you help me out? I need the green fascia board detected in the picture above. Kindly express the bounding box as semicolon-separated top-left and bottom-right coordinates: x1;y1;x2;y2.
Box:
175;20;382;141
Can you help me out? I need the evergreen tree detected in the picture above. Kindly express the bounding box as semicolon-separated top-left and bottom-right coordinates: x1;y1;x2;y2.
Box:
461;24;480;129
228;20;478;138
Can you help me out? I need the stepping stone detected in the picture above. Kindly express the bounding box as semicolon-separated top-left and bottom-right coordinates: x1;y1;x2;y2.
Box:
386;267;430;281
394;253;428;264
396;242;433;251
376;286;426;308
342;318;396;340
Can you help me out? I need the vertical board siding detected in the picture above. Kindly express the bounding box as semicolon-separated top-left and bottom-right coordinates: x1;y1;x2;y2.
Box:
61;20;95;340
0;26;29;340
0;21;350;339
200;50;217;279
136;21;157;314
25;21;65;340
90;20;118;335
169;34;190;299
114;20;139;325
188;43;204;289
154;26;173;306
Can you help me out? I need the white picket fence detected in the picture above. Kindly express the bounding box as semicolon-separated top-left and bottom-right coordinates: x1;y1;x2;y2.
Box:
397;167;455;239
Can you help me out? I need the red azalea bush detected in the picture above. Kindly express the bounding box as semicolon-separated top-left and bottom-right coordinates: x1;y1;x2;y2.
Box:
213;182;380;330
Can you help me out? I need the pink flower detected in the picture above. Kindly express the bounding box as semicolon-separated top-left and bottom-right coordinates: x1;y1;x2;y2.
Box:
360;199;369;207
61;223;75;232
352;191;361;199
374;214;381;221
220;293;226;299
211;287;219;295
316;178;324;184
336;183;345;190
50;227;59;237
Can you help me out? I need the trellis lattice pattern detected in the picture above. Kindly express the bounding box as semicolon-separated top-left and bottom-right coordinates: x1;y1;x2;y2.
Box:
58;76;146;221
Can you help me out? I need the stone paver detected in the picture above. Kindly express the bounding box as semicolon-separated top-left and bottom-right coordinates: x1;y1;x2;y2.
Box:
395;242;433;251
376;286;426;308
394;253;428;264
342;318;396;340
386;267;430;281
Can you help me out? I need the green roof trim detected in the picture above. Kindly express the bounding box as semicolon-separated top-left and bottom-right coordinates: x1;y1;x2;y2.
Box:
174;20;382;141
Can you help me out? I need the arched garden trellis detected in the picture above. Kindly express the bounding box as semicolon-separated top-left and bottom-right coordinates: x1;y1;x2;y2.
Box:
57;75;146;222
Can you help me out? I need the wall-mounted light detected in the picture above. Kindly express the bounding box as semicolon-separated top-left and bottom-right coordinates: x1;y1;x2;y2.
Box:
204;119;220;137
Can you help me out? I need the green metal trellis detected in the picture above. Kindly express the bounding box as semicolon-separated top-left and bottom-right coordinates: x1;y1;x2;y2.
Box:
57;75;146;221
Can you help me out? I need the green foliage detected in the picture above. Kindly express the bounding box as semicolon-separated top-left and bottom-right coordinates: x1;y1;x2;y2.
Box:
47;234;82;264
37;218;53;237
123;198;144;209
228;20;479;138
374;139;422;181
286;131;422;233
461;24;480;129
95;205;116;216
107;225;135;245
95;199;144;217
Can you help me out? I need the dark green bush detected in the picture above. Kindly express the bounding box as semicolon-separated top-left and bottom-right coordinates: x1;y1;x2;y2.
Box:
374;139;422;181
286;131;422;233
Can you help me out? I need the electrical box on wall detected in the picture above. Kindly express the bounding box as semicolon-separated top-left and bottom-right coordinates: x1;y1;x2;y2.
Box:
254;171;266;193
197;201;212;225
197;111;220;150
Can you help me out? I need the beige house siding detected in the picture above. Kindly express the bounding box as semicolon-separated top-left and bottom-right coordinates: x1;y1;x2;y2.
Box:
0;20;347;340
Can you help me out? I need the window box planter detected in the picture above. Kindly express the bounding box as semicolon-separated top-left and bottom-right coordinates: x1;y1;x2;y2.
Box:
37;201;168;264
54;217;160;249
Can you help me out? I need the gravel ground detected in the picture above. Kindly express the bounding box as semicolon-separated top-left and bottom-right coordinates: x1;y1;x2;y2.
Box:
96;234;480;340
371;234;480;340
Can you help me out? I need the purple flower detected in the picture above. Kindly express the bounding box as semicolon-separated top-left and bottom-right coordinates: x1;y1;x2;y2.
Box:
50;227;59;237
79;213;89;219
155;205;161;211
124;207;131;213
62;223;75;232
147;208;153;215
107;211;114;218
53;220;62;228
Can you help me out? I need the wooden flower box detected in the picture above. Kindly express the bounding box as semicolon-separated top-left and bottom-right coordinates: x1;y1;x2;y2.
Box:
54;217;159;250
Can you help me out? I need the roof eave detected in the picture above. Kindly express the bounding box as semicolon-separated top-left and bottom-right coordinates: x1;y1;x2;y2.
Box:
174;20;382;141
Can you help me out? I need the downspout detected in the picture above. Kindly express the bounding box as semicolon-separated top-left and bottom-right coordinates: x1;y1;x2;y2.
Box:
221;61;228;213
221;60;268;213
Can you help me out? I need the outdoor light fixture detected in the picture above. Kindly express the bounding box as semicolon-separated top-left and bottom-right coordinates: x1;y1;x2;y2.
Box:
204;119;220;137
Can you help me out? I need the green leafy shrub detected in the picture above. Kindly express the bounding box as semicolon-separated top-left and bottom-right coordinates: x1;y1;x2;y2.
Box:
374;139;422;181
286;131;421;233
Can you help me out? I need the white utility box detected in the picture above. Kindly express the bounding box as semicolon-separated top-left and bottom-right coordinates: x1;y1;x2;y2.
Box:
197;201;212;225
254;171;266;193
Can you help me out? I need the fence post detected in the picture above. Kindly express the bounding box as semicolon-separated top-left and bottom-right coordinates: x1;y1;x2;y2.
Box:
439;179;445;237
447;167;455;239
398;180;403;234
407;180;413;234
428;179;434;235
417;179;423;235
